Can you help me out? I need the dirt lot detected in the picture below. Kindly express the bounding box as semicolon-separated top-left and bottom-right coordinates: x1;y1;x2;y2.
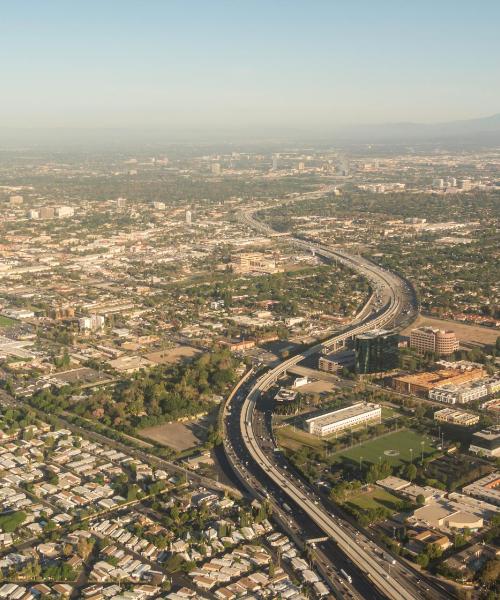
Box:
402;315;499;346
299;380;336;394
145;345;202;365
139;421;203;451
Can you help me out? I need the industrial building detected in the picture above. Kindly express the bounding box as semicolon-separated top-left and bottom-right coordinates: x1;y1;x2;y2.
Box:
354;329;398;374
305;402;381;437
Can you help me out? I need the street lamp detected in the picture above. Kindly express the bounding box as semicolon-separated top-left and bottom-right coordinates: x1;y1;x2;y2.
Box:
409;448;413;464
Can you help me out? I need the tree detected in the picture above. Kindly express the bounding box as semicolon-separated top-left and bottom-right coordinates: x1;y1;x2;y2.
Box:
416;553;429;568
479;560;500;587
406;463;417;482
416;494;426;506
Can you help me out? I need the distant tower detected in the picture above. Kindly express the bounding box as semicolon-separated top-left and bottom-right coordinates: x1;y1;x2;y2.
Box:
185;209;192;225
272;154;279;170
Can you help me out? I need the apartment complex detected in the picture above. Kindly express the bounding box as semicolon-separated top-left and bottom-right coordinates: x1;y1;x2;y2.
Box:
305;402;381;437
433;408;479;427
410;327;459;356
462;472;500;507
355;329;398;374
393;366;486;396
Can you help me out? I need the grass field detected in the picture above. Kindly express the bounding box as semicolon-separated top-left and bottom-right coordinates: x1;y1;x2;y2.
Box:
333;429;435;468
0;315;16;328
276;425;325;451
345;487;402;512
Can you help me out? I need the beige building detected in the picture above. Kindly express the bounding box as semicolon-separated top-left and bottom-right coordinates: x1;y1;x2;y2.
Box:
231;253;281;275
410;327;459;356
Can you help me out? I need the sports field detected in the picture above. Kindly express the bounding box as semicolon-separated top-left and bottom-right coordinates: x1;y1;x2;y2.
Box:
345;487;402;512
333;429;435;468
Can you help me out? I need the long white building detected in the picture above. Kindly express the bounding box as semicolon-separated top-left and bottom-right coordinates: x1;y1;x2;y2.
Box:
305;402;381;437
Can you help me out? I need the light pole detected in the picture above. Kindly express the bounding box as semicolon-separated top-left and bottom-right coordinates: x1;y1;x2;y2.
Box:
409;448;413;465
420;440;425;464
359;455;363;471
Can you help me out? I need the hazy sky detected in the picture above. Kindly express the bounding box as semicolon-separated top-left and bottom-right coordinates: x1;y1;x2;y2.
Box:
1;0;499;132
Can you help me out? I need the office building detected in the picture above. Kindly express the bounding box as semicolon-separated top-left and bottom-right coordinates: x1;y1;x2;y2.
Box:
231;252;280;275
186;210;192;225
305;402;381;437
469;426;500;458
9;195;23;205
39;207;55;219
409;327;459;356
55;205;74;218
318;350;355;374
272;155;279;170
211;163;221;175
433;408;479;427
79;314;105;332
355;329;398;374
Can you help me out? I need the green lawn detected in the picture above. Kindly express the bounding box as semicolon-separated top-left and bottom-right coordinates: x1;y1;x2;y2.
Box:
333;429;435;468
0;315;16;328
346;487;402;512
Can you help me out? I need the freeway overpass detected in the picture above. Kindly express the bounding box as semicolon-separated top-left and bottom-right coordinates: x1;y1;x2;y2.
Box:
222;205;449;599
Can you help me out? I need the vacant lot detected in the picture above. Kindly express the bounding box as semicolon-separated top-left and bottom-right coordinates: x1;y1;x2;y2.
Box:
402;315;498;346
333;429;435;469
145;345;202;365
140;421;203;451
346;487;402;513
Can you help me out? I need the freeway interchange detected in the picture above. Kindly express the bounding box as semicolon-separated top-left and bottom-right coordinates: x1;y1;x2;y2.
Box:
222;205;452;600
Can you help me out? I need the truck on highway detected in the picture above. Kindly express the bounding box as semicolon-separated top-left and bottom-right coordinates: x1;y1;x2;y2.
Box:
340;569;352;583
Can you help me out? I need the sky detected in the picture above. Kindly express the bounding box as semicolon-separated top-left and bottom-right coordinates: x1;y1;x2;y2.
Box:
1;0;499;134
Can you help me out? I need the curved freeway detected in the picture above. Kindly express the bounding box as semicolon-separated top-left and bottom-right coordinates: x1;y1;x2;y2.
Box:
223;206;444;600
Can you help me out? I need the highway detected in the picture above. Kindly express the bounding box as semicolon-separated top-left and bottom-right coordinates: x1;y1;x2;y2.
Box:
222;202;451;600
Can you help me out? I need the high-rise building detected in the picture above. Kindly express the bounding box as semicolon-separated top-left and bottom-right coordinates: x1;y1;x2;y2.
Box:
272;155;279;170
211;163;221;175
410;327;459;356
39;206;55;219
355;329;398;374
9;195;23;206
185;209;192;225
55;205;74;218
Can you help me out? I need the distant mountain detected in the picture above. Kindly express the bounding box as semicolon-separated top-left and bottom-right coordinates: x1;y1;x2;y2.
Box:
335;113;500;144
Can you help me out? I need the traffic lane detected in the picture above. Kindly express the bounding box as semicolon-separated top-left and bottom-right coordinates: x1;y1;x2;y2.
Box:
223;414;383;599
